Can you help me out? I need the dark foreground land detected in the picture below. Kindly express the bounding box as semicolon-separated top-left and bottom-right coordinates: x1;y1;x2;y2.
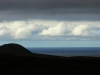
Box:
0;43;100;74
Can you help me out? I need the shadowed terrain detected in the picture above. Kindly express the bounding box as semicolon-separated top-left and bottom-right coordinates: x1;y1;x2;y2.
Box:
0;43;100;74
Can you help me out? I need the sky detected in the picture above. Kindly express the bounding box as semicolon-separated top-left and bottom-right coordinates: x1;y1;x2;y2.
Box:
0;0;100;47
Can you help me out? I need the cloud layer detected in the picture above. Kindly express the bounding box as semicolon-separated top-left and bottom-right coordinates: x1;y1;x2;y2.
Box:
0;0;100;10
0;21;99;40
0;21;44;39
39;22;96;37
0;0;100;21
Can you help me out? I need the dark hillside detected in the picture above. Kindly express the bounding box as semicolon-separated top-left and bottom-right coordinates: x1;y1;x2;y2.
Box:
0;43;100;74
0;43;33;56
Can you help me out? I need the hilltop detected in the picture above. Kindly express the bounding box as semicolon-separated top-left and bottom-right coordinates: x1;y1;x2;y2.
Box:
0;43;33;56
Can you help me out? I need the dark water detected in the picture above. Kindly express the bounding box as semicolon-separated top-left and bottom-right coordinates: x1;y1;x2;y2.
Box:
27;47;100;57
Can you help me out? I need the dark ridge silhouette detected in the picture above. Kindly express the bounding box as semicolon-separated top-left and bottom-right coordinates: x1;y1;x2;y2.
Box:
0;43;69;59
0;43;33;56
0;43;100;74
1;43;30;52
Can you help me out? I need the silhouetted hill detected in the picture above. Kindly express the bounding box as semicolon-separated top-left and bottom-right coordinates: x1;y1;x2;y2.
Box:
1;43;30;52
0;43;100;74
0;43;67;58
0;43;33;56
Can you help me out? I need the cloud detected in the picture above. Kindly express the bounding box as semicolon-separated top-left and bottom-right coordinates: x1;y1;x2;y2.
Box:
0;0;100;10
39;22;72;36
0;21;45;39
39;22;100;40
0;21;100;40
0;0;100;21
72;24;89;36
39;22;90;36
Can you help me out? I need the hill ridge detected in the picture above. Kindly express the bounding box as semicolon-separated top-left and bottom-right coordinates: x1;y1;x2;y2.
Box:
0;43;33;56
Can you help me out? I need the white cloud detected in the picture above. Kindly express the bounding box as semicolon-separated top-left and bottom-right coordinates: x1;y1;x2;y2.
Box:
72;24;89;36
39;22;73;36
39;21;100;40
0;20;100;40
39;22;90;36
0;21;44;39
30;19;59;26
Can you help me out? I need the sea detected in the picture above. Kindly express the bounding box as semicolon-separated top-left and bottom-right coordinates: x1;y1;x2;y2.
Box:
27;47;100;57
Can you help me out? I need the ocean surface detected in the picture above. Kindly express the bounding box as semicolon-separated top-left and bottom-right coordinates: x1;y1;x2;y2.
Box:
27;47;100;57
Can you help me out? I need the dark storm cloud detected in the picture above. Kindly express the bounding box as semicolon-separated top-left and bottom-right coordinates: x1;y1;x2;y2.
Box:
0;0;100;21
0;0;100;10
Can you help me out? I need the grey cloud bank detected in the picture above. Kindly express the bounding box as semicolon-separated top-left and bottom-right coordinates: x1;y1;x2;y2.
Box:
0;0;100;21
0;0;100;9
0;10;100;21
0;0;99;14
